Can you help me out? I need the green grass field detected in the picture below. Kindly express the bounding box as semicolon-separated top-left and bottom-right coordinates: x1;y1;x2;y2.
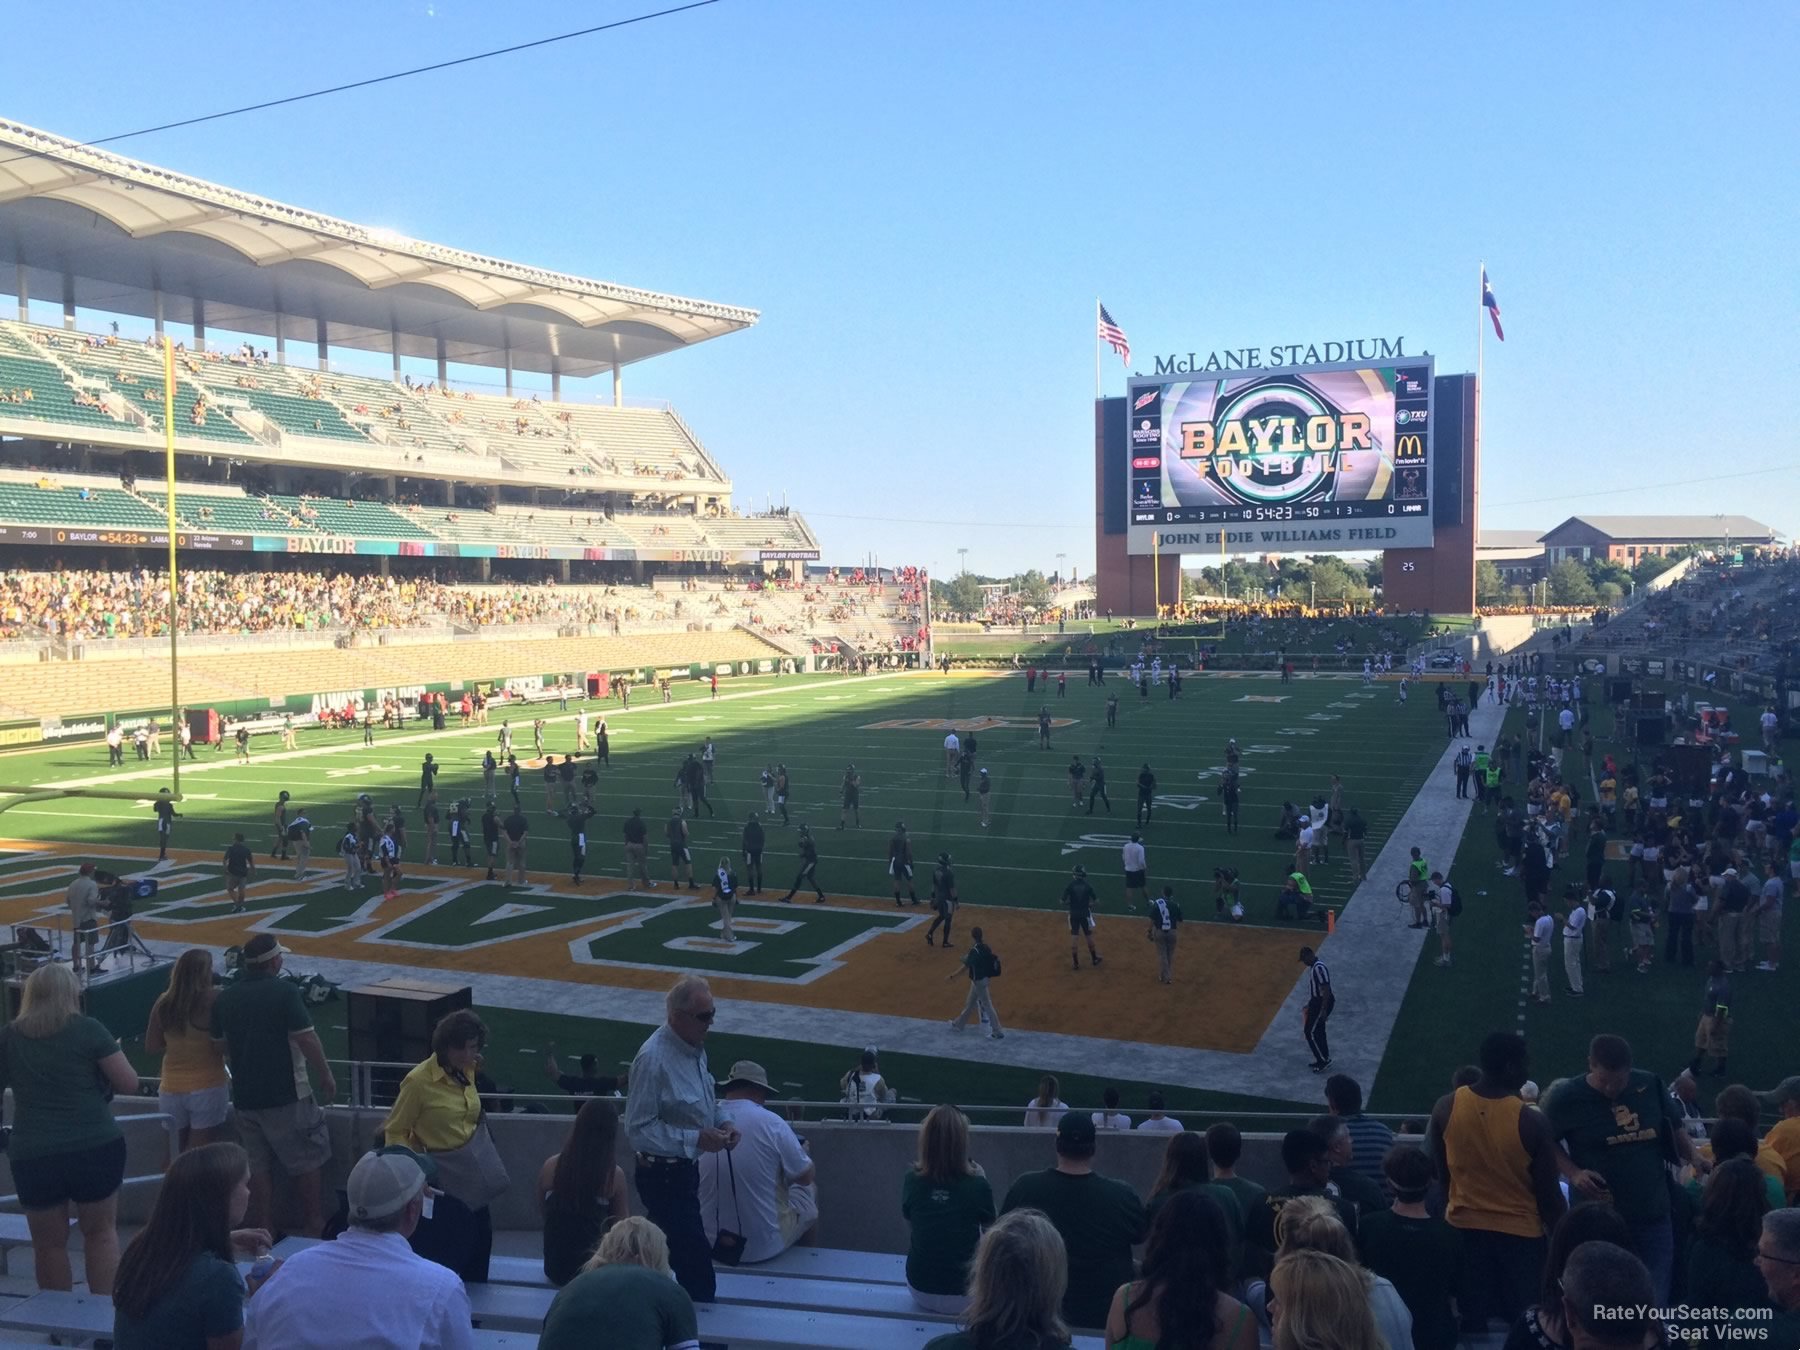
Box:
3;670;1441;921
3;666;1787;1123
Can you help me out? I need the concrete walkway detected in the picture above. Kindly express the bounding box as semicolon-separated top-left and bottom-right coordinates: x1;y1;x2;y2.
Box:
1251;690;1508;1100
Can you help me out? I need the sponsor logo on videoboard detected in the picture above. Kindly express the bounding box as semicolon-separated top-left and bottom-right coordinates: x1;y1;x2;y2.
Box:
1133;389;1159;411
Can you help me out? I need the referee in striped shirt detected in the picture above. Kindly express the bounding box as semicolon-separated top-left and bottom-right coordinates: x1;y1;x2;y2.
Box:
1300;947;1335;1072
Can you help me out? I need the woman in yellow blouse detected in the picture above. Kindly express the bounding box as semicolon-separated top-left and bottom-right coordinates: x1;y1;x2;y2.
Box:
144;950;230;1155
383;1010;507;1281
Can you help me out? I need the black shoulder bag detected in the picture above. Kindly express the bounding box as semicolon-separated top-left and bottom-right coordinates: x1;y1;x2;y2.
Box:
710;1148;746;1265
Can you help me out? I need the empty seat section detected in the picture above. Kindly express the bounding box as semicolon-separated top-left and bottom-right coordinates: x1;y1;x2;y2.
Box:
0;481;167;529
50;335;255;447
265;494;436;539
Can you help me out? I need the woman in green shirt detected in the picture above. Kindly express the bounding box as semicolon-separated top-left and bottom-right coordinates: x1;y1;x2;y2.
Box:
0;961;138;1293
1106;1189;1257;1350
112;1142;278;1350
539;1216;700;1350
924;1209;1072;1350
903;1104;996;1315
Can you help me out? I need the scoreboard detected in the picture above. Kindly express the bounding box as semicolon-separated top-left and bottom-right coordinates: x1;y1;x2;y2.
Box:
1126;358;1435;556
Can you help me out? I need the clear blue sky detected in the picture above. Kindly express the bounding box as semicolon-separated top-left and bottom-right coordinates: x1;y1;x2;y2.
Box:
7;2;1796;575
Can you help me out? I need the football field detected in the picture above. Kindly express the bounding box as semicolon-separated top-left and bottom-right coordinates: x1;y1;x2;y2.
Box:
0;666;1656;1118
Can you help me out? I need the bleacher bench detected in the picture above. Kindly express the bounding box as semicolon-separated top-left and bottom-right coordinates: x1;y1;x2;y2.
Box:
0;1215;32;1250
694;1305;1105;1350
466;1272;956;1329
747;1246;907;1284
0;1289;536;1348
274;1240;912;1292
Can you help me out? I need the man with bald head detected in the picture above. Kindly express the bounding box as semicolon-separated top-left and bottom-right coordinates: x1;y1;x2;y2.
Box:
625;976;739;1302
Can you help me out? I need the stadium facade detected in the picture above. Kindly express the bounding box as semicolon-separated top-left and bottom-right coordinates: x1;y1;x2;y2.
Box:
0;117;819;572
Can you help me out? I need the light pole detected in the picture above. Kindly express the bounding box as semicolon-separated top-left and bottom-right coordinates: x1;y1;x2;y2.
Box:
957;547;969;576
1055;552;1067;585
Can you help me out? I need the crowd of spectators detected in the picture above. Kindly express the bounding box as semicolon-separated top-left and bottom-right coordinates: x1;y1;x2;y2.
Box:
0;567;470;639
1589;555;1800;680
4;956;1783;1349
0;566;837;640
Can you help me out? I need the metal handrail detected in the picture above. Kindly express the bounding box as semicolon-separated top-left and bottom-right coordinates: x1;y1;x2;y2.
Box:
323;1058;1425;1128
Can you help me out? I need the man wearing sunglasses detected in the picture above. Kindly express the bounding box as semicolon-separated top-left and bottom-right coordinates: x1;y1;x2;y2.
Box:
625;976;740;1303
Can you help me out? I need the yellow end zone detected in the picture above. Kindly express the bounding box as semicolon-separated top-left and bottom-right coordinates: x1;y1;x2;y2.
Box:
0;840;1295;1053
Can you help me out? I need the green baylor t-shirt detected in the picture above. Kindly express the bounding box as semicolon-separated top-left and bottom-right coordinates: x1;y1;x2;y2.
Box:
1543;1070;1672;1224
0;1016;123;1160
902;1168;996;1295
211;970;314;1110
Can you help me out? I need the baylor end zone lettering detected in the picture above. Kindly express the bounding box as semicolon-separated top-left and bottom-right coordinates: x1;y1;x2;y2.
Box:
571;900;917;985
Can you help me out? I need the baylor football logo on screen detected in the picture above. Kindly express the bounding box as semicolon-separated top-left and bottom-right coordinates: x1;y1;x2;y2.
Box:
1177;376;1371;508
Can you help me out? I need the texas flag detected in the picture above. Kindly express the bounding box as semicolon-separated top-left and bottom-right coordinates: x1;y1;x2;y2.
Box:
1482;269;1505;341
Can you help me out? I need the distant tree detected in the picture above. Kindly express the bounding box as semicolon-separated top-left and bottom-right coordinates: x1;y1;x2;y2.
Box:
940;573;985;614
1587;559;1632;592
1280;557;1372;605
1013;569;1054;609
1547;558;1598;606
1631;547;1695;585
1475;561;1510;607
1363;556;1384;589
1595;581;1625;607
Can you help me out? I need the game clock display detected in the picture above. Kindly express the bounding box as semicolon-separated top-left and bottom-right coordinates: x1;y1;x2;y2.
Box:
1128;358;1433;531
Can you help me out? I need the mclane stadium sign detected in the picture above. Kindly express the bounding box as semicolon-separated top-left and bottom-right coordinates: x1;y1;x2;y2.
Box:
1152;337;1409;376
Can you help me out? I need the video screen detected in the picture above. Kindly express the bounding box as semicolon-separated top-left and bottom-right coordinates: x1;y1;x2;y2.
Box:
1126;359;1433;554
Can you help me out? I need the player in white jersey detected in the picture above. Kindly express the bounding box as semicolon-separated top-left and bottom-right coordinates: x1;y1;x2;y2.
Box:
1362;658;1373;684
1150;657;1163;685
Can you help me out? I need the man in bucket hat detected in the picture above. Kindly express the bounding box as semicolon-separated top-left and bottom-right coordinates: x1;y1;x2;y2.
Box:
697;1060;817;1264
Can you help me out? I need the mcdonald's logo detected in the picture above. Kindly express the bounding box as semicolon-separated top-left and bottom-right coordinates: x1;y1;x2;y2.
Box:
1395;434;1426;462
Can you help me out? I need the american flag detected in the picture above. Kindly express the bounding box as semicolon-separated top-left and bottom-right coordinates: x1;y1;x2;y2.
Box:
1481;269;1505;341
1097;303;1131;365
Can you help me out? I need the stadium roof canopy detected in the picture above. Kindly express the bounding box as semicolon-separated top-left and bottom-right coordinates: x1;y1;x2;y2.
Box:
0;119;757;380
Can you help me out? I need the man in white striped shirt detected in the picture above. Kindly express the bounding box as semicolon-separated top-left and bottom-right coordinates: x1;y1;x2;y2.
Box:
1301;946;1335;1072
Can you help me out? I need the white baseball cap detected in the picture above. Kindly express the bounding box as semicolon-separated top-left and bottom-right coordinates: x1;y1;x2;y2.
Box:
347;1150;429;1223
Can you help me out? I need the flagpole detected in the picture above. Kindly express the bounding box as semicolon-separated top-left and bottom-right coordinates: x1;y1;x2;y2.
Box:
1477;261;1485;444
1094;298;1102;402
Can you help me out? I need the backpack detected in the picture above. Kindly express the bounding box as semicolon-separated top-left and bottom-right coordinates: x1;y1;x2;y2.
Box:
1447;883;1464;918
983;946;1002;979
287;819;307;842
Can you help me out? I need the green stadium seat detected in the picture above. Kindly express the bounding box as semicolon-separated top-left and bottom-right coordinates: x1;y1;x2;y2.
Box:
0;480;167;529
264;494;437;540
